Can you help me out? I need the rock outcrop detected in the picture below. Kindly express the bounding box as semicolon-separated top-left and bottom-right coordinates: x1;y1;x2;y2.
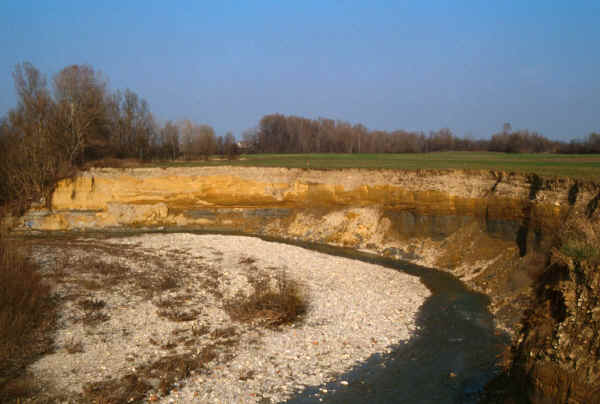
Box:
15;166;600;403
487;202;600;404
509;251;600;403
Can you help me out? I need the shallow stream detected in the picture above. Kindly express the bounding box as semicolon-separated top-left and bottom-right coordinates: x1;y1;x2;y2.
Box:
262;238;508;404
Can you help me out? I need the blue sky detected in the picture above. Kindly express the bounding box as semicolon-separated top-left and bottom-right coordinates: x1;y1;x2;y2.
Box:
1;1;598;140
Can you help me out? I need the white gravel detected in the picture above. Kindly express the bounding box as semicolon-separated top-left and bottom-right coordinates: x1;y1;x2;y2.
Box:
30;233;430;403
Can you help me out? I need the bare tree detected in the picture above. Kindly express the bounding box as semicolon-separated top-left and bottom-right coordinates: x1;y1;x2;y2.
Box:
160;121;180;160
53;65;109;164
1;63;63;209
196;124;216;160
223;131;237;160
242;128;258;153
179;121;216;160
215;135;224;156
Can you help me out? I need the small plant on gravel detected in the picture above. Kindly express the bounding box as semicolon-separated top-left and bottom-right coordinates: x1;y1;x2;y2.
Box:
157;308;199;322
224;269;308;328
83;374;151;404
76;297;110;326
83;346;220;402
79;279;103;291
81;311;111;326
157;273;179;291
239;255;257;265
155;295;200;322
64;338;84;354
87;259;128;278
211;326;238;339
135;271;180;297
78;298;106;311
192;323;210;337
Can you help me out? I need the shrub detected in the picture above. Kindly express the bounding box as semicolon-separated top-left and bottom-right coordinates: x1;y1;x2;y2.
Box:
0;235;56;401
224;270;308;328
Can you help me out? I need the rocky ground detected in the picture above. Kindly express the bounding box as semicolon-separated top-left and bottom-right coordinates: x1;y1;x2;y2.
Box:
26;233;430;403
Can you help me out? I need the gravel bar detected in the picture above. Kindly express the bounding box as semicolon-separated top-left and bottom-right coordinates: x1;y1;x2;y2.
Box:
30;233;430;403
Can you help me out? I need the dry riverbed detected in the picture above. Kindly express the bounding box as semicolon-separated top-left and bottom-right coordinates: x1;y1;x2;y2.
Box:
27;233;430;403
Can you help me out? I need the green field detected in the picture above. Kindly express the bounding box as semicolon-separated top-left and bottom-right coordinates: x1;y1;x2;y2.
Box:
150;152;600;179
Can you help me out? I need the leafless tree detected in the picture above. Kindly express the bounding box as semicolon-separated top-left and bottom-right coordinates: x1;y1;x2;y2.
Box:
53;64;109;164
196;124;216;160
179;120;216;160
223;131;238;160
0;63;64;209
159;121;180;160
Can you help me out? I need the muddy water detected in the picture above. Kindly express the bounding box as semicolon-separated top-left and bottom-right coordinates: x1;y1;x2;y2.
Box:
261;239;509;404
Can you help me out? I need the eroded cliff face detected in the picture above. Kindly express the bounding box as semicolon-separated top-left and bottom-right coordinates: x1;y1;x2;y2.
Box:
492;204;600;404
16;166;600;403
507;251;600;403
17;168;580;310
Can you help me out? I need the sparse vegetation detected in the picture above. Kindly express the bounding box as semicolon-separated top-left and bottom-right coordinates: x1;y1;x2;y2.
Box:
1;237;274;402
0;235;56;402
76;298;111;326
83;374;152;404
225;268;308;328
560;239;599;262
78;297;106;311
559;218;600;264
156;304;200;322
238;255;257;265
82;345;221;402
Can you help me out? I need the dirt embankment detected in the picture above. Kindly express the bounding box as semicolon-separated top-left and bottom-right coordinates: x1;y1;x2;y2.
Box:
15;166;600;403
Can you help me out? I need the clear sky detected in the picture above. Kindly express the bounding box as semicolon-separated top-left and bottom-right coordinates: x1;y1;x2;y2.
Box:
1;1;598;140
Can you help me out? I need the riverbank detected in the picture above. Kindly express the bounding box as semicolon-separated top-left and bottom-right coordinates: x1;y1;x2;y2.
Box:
14;166;600;402
16;166;583;335
26;233;429;403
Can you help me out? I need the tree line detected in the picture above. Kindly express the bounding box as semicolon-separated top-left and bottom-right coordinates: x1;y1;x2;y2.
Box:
1;62;599;213
0;62;236;212
243;115;599;154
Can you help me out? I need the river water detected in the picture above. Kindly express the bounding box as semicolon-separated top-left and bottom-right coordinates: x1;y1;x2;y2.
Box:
263;239;509;404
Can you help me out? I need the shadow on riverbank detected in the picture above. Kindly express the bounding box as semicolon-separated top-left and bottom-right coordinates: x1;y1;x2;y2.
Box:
278;243;510;404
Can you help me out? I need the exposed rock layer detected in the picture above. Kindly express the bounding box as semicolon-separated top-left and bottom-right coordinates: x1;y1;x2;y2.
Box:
16;166;600;403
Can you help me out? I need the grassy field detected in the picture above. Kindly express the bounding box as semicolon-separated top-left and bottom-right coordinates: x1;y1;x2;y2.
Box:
148;152;600;179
